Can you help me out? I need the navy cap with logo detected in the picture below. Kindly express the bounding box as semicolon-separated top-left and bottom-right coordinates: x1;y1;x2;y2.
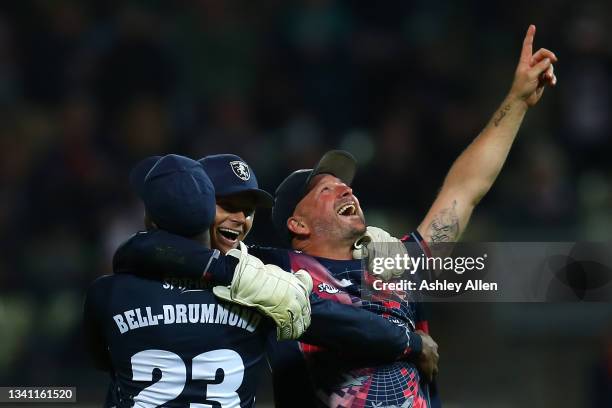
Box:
199;154;274;208
271;150;357;243
129;154;216;237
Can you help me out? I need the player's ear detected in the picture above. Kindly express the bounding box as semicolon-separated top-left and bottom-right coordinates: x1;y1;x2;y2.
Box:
287;216;309;237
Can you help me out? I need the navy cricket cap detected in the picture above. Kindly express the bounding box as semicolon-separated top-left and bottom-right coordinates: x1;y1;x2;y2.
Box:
271;150;357;243
129;154;216;237
199;154;274;208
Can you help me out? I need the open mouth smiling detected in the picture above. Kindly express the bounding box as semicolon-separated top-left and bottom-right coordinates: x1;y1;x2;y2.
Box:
217;227;241;242
336;202;357;216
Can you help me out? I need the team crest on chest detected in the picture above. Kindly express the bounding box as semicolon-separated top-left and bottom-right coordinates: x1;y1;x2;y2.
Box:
230;161;250;181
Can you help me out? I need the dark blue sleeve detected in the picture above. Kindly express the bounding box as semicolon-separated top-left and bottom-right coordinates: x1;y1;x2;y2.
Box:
113;231;237;285
83;276;112;371
301;296;422;361
247;245;288;266
266;335;317;408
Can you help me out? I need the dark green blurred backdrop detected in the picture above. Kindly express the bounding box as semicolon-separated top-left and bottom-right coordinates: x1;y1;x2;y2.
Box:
0;1;610;406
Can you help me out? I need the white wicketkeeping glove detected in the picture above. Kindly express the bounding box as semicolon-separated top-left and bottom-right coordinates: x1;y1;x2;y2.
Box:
213;242;313;340
352;226;410;281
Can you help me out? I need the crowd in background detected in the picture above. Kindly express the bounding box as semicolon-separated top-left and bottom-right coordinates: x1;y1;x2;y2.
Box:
0;1;610;405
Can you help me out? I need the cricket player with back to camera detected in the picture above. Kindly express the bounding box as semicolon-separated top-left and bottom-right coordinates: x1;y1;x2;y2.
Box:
84;154;314;407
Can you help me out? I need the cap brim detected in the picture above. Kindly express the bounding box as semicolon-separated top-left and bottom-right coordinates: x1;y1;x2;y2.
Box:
219;186;274;208
248;189;274;208
308;150;357;187
129;155;162;197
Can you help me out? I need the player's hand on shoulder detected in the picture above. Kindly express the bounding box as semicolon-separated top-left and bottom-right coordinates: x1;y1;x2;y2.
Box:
415;329;439;383
213;242;313;340
353;226;409;281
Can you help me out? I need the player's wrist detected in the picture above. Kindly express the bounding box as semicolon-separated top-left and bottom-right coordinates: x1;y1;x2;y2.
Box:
223;255;239;281
400;330;423;359
505;91;530;112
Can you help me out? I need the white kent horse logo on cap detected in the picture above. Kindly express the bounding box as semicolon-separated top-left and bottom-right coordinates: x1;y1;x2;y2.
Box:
230;161;250;181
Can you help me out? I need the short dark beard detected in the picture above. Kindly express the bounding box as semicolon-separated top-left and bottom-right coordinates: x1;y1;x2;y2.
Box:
312;215;365;247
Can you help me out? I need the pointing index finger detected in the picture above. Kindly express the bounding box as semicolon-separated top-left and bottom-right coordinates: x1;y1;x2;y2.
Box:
520;24;536;63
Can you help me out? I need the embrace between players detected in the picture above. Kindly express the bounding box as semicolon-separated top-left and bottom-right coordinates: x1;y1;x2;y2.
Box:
84;26;557;408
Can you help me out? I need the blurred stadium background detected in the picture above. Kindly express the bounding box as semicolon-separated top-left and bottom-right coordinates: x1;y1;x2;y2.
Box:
0;0;610;406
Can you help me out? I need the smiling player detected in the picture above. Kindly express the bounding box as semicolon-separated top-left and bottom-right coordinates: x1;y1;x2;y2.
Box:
200;154;273;254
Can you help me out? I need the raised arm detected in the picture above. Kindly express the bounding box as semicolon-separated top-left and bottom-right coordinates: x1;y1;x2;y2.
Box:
418;25;557;244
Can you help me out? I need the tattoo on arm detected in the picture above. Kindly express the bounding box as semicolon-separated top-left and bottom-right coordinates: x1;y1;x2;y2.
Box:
428;200;460;243
493;104;512;127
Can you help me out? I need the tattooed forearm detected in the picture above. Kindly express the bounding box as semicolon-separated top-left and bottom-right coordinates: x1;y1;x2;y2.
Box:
493;104;512;127
428;200;460;243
